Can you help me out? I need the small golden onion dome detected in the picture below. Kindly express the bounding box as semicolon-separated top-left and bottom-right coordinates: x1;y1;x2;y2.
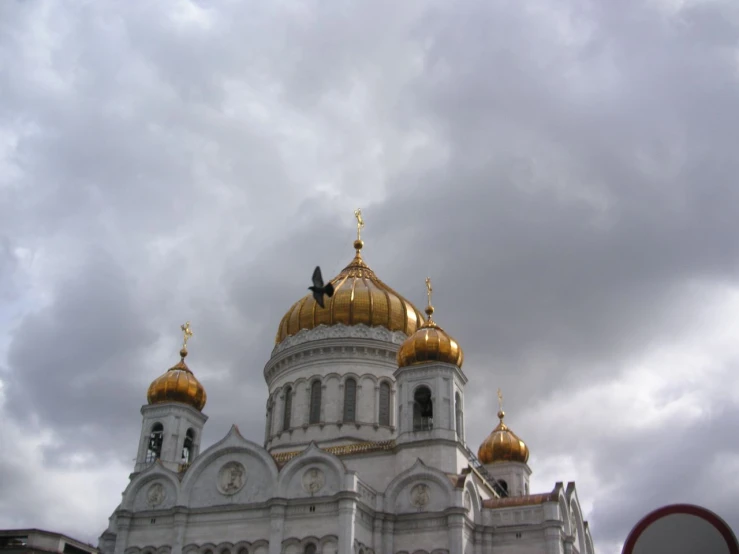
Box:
275;241;425;345
397;308;464;368
147;348;207;411
477;410;529;464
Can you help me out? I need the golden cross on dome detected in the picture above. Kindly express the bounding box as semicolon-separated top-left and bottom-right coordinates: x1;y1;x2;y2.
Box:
497;388;504;412
181;321;193;350
425;277;433;308
354;208;364;241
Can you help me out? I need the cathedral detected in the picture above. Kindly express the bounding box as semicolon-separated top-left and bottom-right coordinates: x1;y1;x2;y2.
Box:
98;213;596;554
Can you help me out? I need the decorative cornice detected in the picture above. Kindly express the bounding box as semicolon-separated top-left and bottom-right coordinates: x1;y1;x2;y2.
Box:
482;491;558;509
271;324;408;356
264;325;407;385
271;440;396;466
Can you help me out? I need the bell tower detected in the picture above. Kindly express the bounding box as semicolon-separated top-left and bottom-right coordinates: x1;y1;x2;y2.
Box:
477;390;531;497
134;322;208;473
394;279;468;454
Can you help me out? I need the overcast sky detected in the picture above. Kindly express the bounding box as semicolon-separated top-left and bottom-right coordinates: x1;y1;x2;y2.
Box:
1;1;739;553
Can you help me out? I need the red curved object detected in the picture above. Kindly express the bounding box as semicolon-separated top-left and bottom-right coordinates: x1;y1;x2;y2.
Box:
622;503;739;554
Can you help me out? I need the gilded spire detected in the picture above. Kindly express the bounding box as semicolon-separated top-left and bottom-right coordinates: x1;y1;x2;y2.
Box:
425;277;434;321
497;388;505;421
180;321;193;358
353;208;364;252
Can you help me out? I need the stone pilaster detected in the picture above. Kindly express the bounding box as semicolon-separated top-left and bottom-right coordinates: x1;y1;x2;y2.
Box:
170;509;188;554
447;512;465;554
269;503;287;554
113;515;131;554
544;527;564;554
372;518;383;552
383;520;394;554
338;498;357;554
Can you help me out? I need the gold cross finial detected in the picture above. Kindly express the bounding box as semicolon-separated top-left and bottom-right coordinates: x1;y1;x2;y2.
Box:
424;277;434;321
354;208;364;241
180;321;193;351
497;388;505;421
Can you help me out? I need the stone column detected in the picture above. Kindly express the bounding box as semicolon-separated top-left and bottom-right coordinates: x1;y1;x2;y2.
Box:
383;520;394;554
338;498;357;554
562;536;574;554
170;509;188;554
447;512;465;554
269;503;287;554
113;515;131;554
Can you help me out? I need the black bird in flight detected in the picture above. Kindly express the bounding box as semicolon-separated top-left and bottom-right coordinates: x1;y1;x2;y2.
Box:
309;266;335;308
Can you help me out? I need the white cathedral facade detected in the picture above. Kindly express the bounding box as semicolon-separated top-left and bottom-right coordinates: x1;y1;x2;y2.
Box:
98;227;596;554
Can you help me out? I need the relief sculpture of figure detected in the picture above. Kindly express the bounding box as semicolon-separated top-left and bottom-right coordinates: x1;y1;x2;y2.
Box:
303;467;325;494
410;483;430;509
147;483;165;507
219;462;246;495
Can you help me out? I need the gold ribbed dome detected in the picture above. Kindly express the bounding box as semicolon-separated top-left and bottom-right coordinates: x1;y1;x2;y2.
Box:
147;348;207;411
397;288;464;367
275;241;425;345
478;410;529;464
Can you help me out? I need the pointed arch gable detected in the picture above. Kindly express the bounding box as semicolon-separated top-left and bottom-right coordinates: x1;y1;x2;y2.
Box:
122;462;181;511
555;485;572;536
276;442;347;497
383;459;456;512
180;425;279;506
567;487;586;552
462;473;482;524
181;425;279;487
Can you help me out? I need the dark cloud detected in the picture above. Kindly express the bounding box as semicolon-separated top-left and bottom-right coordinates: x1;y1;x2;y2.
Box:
2;1;739;552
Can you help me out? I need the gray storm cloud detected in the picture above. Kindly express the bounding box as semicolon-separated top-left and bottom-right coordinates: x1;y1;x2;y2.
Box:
1;1;738;553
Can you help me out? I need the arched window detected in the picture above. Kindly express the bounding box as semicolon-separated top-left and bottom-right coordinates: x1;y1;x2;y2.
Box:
525;482;529;495
181;428;195;464
303;544;317;554
496;479;509;497
343;378;357;422
146;423;164;463
309;380;321;424
455;392;464;440
283;386;292;431
379;381;391;426
413;386;433;431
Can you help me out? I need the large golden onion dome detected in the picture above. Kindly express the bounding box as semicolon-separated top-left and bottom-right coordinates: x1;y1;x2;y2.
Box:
275;231;425;345
397;279;464;368
147;348;207;411
478;404;529;464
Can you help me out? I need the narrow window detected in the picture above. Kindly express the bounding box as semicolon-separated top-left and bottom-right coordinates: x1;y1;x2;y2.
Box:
455;392;464;440
413;386;433;431
266;396;274;438
146;423;164;463
283;386;292;431
309;380;321;424
379;382;391;426
304;545;317;554
181;428;195;464
343;378;357;422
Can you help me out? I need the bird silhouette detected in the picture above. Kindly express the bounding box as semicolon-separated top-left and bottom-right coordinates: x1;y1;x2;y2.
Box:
309;266;335;308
